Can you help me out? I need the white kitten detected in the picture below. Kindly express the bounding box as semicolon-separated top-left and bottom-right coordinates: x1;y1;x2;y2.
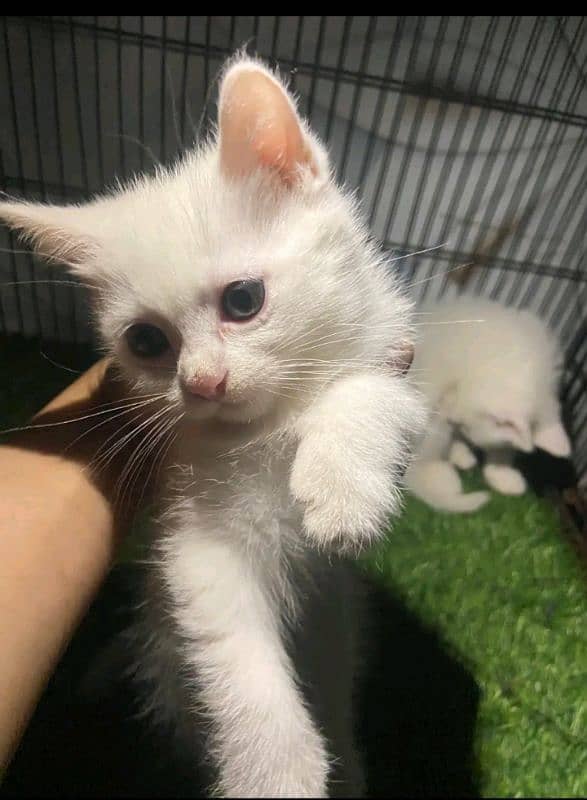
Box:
0;56;426;797
406;296;571;513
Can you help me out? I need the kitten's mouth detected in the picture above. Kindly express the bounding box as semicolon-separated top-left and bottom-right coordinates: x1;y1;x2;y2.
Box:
181;389;245;407
181;390;249;419
181;389;276;426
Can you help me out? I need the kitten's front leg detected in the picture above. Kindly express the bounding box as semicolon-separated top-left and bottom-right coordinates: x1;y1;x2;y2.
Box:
290;372;425;550
483;449;527;495
163;529;330;798
449;439;477;470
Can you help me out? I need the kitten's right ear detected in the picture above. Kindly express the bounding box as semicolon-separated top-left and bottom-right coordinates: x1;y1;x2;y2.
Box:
218;58;328;189
0;200;98;276
437;383;460;421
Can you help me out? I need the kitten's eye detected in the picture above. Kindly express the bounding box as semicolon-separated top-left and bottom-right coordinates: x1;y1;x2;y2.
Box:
125;323;170;358
221;279;265;321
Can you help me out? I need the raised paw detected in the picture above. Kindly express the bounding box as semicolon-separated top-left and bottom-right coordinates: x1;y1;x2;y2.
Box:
483;464;527;495
290;435;399;551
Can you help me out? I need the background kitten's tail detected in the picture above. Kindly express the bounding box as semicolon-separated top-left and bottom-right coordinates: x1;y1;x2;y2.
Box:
405;461;490;513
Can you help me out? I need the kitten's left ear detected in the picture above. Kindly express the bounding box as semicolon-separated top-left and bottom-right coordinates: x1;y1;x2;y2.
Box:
0;199;99;276
218;58;328;188
533;421;571;458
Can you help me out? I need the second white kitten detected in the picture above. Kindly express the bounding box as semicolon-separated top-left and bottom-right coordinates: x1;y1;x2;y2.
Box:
406;297;571;513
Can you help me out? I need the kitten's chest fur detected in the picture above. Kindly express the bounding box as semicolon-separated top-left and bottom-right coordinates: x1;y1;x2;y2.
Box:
130;436;366;796
127;429;367;795
165;430;302;555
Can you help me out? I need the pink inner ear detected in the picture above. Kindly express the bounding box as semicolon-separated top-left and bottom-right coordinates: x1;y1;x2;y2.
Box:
219;66;315;185
488;414;519;432
487;413;533;451
496;418;516;429
387;342;414;376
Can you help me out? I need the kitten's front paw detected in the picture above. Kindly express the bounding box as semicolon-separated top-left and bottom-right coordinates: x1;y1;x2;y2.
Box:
290;435;399;551
483;464;527;495
449;440;477;470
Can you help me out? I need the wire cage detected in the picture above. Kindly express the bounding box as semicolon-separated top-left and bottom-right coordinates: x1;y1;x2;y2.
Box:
1;16;586;485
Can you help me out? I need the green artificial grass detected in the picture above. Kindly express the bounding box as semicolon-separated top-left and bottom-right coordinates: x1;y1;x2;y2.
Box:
2;335;586;797
362;474;587;797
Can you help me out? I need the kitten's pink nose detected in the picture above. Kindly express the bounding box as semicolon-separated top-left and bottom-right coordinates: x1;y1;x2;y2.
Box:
182;372;227;401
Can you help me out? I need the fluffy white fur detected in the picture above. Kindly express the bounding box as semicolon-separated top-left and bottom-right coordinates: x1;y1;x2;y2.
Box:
0;56;426;797
406;296;571;513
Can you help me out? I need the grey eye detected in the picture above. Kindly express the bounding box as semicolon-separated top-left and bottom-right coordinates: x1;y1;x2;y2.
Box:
126;323;170;358
221;279;265;321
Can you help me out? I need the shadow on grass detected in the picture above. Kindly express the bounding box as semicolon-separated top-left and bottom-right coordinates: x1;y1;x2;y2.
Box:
356;581;481;797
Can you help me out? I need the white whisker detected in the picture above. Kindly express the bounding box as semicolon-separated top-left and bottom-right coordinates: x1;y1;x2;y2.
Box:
387;242;449;263
0;394;167;437
405;262;474;289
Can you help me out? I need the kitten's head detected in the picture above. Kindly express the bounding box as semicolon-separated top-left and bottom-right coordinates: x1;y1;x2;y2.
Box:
0;56;412;426
458;408;535;452
440;386;570;456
